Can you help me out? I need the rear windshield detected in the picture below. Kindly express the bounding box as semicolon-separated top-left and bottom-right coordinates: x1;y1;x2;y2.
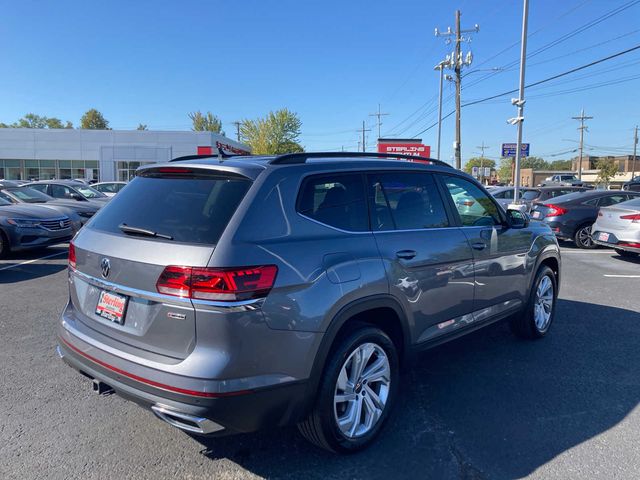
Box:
620;196;640;207
522;190;540;200
90;174;251;245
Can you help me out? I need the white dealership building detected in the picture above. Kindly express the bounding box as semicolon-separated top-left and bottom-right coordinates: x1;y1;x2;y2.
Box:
0;128;250;182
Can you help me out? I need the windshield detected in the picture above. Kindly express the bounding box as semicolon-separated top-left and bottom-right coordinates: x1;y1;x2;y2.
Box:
7;187;54;203
75;185;106;199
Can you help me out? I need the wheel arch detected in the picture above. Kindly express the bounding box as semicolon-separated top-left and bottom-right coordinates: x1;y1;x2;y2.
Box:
300;295;410;415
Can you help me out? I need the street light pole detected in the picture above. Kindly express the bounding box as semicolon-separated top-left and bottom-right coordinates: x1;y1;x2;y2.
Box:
511;0;529;206
434;61;446;160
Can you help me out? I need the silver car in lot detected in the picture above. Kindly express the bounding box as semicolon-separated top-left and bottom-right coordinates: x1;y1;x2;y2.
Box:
592;197;640;258
56;152;561;453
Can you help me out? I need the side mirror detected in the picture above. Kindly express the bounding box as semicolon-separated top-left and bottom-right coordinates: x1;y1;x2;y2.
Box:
507;208;530;228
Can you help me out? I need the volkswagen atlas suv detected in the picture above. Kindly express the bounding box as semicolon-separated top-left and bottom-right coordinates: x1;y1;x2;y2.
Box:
57;152;561;453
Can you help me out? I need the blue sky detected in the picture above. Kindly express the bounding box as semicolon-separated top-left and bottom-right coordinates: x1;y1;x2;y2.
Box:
1;0;639;165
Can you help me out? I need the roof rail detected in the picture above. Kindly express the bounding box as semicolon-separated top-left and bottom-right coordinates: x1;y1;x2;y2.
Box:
270;151;453;167
170;147;243;162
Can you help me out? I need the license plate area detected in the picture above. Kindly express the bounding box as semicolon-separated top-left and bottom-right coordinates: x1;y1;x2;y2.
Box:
532;210;542;219
95;290;128;325
597;232;611;242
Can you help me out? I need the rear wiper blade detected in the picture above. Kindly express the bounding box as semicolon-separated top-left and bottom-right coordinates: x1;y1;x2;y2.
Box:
118;223;173;240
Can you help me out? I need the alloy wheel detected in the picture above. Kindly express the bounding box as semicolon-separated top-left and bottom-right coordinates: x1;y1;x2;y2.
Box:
333;342;391;439
534;275;554;331
576;226;593;248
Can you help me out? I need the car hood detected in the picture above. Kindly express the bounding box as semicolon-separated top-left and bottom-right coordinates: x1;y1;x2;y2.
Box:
45;199;99;213
0;203;69;219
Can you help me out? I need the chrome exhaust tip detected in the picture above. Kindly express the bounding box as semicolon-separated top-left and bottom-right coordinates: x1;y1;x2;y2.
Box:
55;345;65;359
151;404;224;435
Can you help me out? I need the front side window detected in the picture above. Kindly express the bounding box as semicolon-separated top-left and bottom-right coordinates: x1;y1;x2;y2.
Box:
50;184;75;199
441;175;502;227
297;173;368;232
367;172;449;231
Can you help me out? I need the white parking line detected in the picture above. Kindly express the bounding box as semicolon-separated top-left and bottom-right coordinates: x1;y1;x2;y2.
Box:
603;274;640;278
0;251;68;272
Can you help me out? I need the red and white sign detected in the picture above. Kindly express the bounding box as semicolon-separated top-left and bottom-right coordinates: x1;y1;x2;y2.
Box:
377;141;430;159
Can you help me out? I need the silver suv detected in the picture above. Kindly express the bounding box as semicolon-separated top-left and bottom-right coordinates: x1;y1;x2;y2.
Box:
57;152;561;453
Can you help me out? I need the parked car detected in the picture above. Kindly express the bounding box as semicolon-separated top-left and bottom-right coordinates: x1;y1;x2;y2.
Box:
538;174;584;187
622;175;640;192
0;197;79;257
523;186;589;210
26;180;110;205
489;186;537;211
57;152;561;453
530;190;640;248
92;181;127;197
592;196;640;258
0;184;99;225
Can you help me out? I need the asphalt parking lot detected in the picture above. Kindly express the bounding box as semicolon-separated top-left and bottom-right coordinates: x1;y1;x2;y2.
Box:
1;243;639;480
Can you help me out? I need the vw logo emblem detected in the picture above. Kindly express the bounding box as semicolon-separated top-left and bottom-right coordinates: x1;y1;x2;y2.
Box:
100;258;111;278
59;220;65;228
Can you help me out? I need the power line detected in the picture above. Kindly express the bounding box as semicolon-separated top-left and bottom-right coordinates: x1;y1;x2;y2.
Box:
411;43;640;138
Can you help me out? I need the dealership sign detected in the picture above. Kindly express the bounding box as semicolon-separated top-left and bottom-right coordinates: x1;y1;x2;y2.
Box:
377;139;431;159
501;143;530;157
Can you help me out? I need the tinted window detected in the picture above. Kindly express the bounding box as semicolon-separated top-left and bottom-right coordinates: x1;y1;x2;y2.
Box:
29;184;48;194
51;184;75;199
0;197;11;206
297;174;367;231
598;194;629;207
90;174;251;245
75;185;105;198
367;172;449;231
522;190;540;201
0;191;14;203
441;175;502;226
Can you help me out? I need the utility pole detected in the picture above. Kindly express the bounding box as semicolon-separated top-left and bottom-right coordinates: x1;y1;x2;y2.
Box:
232;121;241;142
369;104;389;140
572;108;593;180
632;125;638;178
435;11;479;169
476;141;489;183
508;0;529;206
359;121;371;153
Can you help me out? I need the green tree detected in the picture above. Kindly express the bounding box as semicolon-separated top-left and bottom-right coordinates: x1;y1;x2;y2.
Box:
596;158;619;187
80;109;110;129
136;123;148;130
45;117;65;129
14;113;48;128
0;123;8;128
240;108;303;155
188;111;222;133
497;158;513;184
520;156;548;169
463;157;496;175
548;159;572;170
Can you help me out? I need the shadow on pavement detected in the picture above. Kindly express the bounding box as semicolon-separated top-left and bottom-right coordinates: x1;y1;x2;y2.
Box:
0;246;68;284
191;299;640;479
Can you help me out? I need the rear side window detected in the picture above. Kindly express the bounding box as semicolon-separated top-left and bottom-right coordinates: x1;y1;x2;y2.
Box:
598;194;629;207
368;172;449;230
297;173;367;232
90;174;251;245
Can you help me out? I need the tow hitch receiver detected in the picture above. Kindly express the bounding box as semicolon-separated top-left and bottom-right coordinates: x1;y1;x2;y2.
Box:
92;379;115;395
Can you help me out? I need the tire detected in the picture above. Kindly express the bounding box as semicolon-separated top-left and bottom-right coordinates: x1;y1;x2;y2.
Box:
615;248;639;258
298;326;399;453
510;265;557;339
573;223;596;249
0;230;9;259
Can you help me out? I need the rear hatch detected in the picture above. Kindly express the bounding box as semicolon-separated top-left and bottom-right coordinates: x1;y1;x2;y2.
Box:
69;166;252;360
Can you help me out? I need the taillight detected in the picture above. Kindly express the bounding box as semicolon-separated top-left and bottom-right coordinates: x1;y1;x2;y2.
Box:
68;241;76;270
619;242;640;248
156;265;278;301
545;204;567;217
620;213;640;223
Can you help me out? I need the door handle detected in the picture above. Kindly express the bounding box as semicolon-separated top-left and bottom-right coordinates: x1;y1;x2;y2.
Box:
396;250;417;260
471;242;487;251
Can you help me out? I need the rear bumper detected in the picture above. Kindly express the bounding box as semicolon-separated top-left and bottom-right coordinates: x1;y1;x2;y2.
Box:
592;239;640;253
56;332;310;434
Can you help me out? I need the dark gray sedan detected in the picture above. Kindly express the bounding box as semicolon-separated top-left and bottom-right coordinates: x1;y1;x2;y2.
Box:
0;198;80;257
530;190;640;248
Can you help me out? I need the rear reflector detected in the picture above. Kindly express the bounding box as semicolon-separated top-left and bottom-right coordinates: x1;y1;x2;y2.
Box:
620;213;640;223
619;242;640;248
545;204;567;217
69;241;77;270
157;265;278;301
